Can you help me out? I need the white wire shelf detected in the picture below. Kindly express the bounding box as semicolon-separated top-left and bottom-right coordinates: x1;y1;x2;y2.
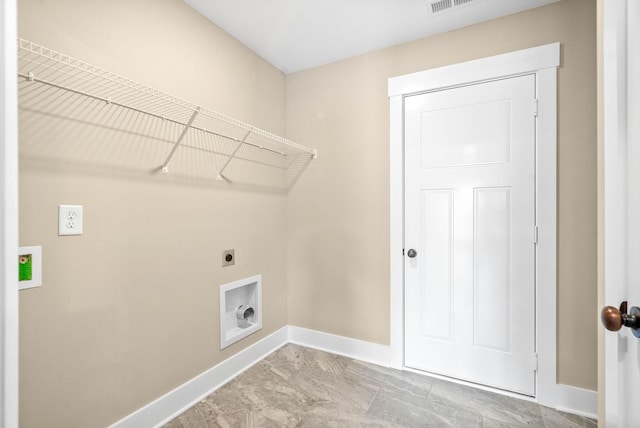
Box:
17;38;316;191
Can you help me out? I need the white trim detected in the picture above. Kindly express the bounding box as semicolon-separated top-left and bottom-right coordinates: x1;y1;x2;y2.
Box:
1;0;19;426
555;384;598;420
389;94;404;371
110;326;594;427
288;325;392;367
388;42;560;97
533;65;558;409
388;43;560;408
108;326;289;428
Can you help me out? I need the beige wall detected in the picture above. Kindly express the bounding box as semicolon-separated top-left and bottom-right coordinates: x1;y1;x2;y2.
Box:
286;0;598;390
18;0;288;427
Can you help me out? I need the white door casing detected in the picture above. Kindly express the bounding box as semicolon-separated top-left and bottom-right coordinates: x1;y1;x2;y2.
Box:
603;0;640;426
1;0;19;426
404;75;537;396
389;43;558;405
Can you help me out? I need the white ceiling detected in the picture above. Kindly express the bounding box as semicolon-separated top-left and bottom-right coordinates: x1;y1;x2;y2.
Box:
183;0;561;74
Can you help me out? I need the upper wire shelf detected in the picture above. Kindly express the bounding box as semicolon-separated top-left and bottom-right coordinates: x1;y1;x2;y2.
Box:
17;38;316;191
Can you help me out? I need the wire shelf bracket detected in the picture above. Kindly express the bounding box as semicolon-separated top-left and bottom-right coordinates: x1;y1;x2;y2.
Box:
161;107;201;173
216;130;251;182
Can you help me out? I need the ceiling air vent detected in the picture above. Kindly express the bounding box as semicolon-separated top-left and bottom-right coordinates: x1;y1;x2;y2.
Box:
430;0;452;13
429;0;478;14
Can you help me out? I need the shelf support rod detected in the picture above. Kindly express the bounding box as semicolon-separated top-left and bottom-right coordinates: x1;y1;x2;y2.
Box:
287;151;316;191
161;107;201;173
216;130;251;182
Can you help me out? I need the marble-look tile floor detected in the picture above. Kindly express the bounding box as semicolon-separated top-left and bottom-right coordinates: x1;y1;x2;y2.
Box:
165;344;596;428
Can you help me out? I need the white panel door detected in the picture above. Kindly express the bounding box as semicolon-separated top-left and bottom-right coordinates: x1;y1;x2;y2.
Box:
404;75;537;395
603;0;640;426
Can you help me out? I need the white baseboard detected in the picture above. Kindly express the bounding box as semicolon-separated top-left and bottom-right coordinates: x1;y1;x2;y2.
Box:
108;326;289;428
287;325;393;367
109;325;596;427
554;384;598;420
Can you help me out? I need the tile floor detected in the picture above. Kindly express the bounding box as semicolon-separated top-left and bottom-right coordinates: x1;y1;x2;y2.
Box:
165;344;596;427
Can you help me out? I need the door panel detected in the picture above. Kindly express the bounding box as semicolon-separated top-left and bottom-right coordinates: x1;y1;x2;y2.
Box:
421;99;511;168
420;189;454;341
405;74;537;395
474;187;511;352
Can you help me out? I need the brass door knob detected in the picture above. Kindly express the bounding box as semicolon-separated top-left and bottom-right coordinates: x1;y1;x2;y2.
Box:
601;301;640;338
601;305;624;331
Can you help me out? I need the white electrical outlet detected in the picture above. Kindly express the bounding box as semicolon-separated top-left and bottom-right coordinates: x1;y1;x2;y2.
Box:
58;205;83;236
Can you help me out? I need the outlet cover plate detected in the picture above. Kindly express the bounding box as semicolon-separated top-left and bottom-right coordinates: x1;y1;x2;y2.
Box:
58;205;83;236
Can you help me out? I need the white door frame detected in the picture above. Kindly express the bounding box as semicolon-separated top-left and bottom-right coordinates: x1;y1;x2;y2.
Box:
1;0;19;426
602;0;639;425
388;43;559;406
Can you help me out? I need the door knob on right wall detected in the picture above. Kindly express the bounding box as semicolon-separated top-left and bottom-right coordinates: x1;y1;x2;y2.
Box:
601;301;640;337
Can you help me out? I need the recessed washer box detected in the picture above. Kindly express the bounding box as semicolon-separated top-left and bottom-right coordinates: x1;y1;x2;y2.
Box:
219;275;262;349
18;246;42;290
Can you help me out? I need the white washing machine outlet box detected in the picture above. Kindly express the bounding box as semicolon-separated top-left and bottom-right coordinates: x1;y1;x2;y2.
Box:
219;275;262;349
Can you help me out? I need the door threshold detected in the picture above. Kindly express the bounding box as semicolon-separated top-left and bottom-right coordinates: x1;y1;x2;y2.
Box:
403;366;537;403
